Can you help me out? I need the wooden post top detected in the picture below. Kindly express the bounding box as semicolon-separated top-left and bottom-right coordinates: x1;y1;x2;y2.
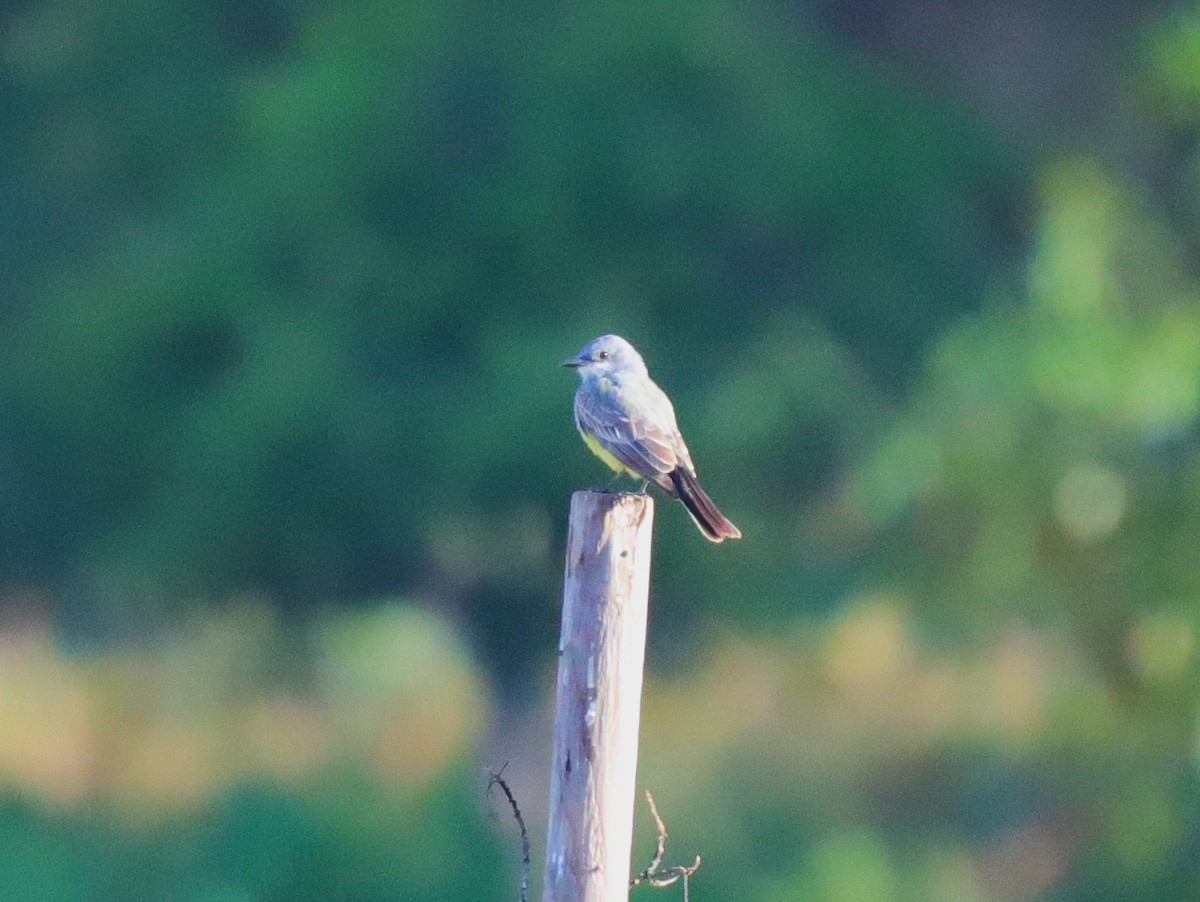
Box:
543;489;655;902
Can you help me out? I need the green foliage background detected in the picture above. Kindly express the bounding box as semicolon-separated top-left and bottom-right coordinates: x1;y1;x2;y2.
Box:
1;0;1199;899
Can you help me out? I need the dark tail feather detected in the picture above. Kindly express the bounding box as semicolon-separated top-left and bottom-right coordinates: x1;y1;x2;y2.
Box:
670;468;742;543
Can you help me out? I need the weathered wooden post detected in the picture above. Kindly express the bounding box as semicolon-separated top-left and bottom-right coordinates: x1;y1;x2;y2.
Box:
543;490;654;902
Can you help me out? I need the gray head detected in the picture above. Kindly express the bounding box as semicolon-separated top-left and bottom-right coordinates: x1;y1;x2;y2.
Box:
563;334;648;379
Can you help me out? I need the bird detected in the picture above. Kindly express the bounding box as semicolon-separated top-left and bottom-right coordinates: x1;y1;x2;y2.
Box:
564;334;742;543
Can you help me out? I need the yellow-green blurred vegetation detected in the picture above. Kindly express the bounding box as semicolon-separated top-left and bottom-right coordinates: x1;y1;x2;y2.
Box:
2;0;1200;899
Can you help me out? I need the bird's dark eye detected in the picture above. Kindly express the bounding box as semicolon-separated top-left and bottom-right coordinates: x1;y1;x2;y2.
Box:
597;350;609;360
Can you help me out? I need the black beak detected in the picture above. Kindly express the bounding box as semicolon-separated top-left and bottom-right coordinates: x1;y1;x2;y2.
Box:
563;358;583;368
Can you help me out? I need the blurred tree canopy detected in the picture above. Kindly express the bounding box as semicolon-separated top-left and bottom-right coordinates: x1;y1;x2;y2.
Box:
0;0;1022;652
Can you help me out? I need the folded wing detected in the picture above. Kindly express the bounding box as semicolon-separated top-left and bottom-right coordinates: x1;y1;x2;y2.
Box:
574;383;681;492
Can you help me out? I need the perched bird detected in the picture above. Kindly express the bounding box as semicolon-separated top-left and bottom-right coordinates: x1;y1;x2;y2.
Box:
564;334;741;543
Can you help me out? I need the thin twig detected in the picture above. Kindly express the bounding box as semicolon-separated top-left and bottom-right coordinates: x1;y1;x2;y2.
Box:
487;764;531;902
631;790;701;898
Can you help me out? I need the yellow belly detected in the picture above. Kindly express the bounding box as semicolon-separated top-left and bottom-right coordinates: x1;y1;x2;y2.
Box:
580;429;635;477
